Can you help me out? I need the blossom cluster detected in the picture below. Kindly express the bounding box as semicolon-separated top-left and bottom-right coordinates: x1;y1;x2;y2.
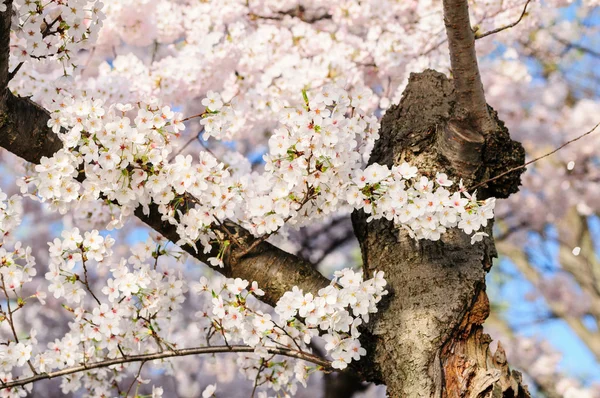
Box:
275;268;388;369
19;96;239;253
0;214;387;397
244;85;379;236
0;189;37;302
0;188;24;245
7;0;105;73
5;231;190;396
193;267;387;395
0;190;35;395
350;166;495;243
45;228;114;304
200;90;244;141
17;86;491;278
246;87;494;243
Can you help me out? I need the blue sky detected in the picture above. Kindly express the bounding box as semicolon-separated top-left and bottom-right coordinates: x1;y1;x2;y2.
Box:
484;1;600;387
489;256;600;385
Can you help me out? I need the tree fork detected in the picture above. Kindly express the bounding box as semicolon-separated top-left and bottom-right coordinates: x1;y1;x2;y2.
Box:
352;70;527;397
352;3;532;393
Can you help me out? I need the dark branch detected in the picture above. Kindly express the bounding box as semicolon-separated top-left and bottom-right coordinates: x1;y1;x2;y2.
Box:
0;0;12;89
1;345;332;390
475;0;532;40
0;6;330;307
0;91;65;162
137;212;330;306
6;62;23;83
551;34;600;59
249;5;331;24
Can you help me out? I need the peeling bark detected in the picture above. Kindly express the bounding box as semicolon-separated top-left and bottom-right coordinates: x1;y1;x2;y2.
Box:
352;70;528;397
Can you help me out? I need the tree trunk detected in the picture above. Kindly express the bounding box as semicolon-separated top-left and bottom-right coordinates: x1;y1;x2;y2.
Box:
352;70;530;397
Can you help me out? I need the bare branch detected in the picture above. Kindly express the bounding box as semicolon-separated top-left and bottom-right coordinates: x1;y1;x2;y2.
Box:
442;0;496;133
248;5;331;24
475;0;532;40
469;121;600;191
6;62;23;84
551;34;600;59
1;345;332;390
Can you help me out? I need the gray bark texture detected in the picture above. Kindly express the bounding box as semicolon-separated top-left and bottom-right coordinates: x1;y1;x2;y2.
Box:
352;70;529;397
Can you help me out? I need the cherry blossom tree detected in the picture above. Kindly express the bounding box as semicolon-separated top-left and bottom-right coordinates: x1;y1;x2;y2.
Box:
0;0;598;397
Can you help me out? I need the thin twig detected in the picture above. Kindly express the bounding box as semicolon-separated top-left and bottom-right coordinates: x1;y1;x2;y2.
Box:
0;276;38;375
475;0;532;40
551;34;600;59
213;218;245;249
125;360;146;398
118;344;128;359
150;40;160;64
182;112;208;122
421;38;448;56
81;255;101;306
168;132;201;162
41;15;62;38
1;345;332;390
469;121;600;191
250;357;265;398
1;276;20;345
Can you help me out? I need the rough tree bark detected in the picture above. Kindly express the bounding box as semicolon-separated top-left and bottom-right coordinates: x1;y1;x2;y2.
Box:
352;70;527;398
349;1;530;396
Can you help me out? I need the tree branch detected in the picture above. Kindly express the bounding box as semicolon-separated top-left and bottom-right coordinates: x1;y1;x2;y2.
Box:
248;5;332;24
442;0;496;134
551;34;600;59
1;345;332;390
475;0;532;40
0;8;330;308
0;1;12;90
137;211;330;306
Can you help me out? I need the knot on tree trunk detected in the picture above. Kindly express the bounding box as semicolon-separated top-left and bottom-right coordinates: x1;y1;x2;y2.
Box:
374;69;525;199
352;70;529;397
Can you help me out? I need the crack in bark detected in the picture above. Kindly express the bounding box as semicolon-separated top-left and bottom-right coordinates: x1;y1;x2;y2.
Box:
352;69;527;397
